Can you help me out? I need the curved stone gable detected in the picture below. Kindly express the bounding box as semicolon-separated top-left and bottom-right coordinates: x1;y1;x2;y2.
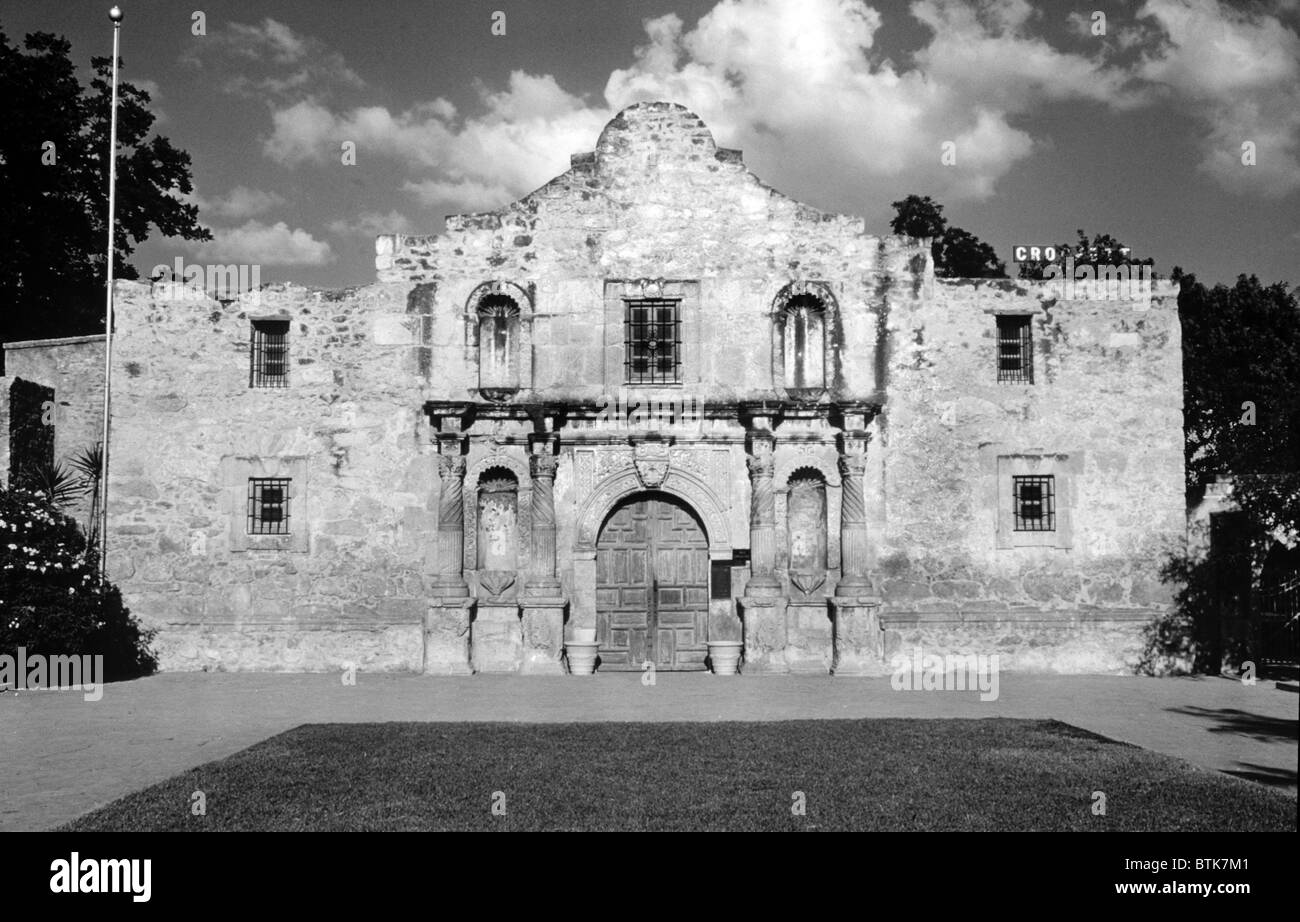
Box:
376;102;875;286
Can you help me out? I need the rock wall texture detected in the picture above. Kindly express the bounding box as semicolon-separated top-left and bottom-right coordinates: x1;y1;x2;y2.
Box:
2;335;107;524
0;102;1186;675
102;281;433;671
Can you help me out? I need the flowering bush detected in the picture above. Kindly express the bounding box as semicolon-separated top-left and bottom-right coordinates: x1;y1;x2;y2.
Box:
0;486;156;681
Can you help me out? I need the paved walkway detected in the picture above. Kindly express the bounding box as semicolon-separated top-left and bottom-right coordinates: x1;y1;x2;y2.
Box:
2;673;1295;831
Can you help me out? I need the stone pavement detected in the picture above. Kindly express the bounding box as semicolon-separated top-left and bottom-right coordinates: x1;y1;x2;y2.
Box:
1;673;1295;831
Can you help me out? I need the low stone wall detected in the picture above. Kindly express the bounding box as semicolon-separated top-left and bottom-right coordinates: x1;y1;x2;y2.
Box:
154;621;424;673
880;611;1153;674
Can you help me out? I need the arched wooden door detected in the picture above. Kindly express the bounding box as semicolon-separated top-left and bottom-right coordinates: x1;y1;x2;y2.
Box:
595;493;709;670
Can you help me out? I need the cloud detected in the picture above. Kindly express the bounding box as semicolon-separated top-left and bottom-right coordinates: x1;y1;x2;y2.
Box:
188;220;335;266
1135;0;1300;195
203;186;287;220
183;17;363;100
254;0;1300;211
600;0;1136;199
264;72;607;209
327;210;415;237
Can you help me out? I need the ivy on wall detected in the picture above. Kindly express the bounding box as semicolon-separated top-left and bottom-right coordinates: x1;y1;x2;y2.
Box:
8;378;54;491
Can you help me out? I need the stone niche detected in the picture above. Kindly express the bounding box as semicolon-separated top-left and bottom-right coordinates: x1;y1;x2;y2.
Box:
784;466;833;673
470;464;525;672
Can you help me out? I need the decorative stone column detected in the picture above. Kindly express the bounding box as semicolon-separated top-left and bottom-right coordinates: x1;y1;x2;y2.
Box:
432;449;469;599
426;431;473;674
745;432;781;596
836;449;871;595
521;439;566;674
740;425;787;673
831;412;883;676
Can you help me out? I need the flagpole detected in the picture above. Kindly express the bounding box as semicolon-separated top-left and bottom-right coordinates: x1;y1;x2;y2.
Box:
98;5;122;579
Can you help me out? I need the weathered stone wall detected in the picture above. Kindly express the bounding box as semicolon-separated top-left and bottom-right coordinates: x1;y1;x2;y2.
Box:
377;101;919;405
2;335;107;523
104;281;436;671
48;101;1187;676
867;278;1185;671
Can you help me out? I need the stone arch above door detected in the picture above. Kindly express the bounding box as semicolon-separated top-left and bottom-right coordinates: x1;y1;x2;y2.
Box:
575;466;731;556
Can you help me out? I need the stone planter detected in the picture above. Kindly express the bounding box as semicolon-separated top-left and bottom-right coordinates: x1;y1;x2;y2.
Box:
565;640;600;675
708;640;743;676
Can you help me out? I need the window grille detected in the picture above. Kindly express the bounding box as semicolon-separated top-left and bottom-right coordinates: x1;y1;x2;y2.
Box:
250;320;290;387
996;315;1033;383
624;299;681;384
1013;475;1055;531
248;478;291;535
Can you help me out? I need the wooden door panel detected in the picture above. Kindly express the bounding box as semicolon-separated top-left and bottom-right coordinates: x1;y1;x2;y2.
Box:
596;494;709;670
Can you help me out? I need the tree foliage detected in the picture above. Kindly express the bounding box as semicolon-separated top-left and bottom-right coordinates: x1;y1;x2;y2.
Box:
0;26;209;355
889;194;1006;279
1176;269;1300;540
0;487;156;681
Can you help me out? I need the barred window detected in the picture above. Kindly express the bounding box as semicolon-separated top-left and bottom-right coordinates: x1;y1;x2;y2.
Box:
996;315;1033;383
624;299;681;384
248;478;291;535
250;319;290;388
1013;475;1055;531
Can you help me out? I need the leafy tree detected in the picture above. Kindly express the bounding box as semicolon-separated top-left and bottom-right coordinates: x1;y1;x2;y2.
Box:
889;194;1006;278
1175;269;1300;539
1016;229;1156;281
0;26;209;364
1144;270;1299;674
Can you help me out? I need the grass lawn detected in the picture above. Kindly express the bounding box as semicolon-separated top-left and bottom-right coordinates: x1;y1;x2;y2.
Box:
61;718;1296;831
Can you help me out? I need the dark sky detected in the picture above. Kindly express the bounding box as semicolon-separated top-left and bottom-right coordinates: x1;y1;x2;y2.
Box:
4;0;1297;288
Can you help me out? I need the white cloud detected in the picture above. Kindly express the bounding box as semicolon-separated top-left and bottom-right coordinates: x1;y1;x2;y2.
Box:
1135;0;1300;195
600;0;1131;199
205;186;287;220
255;0;1300;209
327;210;416;237
264;72;607;210
189;220;335;266
184;17;363;99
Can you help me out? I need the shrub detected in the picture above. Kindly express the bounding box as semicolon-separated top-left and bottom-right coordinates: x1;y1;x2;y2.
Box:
0;486;156;682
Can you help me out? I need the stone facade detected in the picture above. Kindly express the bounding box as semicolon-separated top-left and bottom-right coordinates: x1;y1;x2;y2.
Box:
0;102;1185;674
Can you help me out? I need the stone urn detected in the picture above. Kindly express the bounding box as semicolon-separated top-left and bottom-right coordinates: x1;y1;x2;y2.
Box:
566;629;600;675
708;640;744;676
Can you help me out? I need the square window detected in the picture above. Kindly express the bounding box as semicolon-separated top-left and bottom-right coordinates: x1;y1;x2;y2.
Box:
1013;475;1055;531
248;478;291;535
996;315;1033;383
624;299;680;384
250;320;290;388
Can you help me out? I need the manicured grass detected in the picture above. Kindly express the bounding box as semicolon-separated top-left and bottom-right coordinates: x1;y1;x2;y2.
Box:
61;719;1295;831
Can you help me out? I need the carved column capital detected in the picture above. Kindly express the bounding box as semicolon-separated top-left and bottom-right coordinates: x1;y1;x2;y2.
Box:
837;453;867;479
529;452;559;480
437;453;467;480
